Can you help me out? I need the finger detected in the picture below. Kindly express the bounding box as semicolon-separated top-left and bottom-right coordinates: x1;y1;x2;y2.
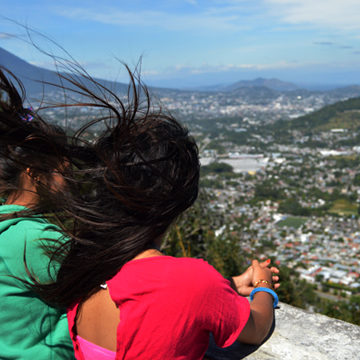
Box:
260;259;271;268
274;283;280;290
270;267;279;273
272;276;279;282
252;259;259;267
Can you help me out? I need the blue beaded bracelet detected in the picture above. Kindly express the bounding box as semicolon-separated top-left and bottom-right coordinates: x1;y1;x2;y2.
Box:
250;287;279;308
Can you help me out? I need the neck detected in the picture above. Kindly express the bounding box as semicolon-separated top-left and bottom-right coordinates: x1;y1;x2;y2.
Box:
132;248;163;261
5;172;39;208
5;190;38;208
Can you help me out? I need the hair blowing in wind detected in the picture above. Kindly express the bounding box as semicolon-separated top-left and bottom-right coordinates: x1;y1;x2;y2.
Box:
0;62;200;308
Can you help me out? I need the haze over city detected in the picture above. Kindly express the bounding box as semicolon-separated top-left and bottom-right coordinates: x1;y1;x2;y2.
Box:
1;0;360;89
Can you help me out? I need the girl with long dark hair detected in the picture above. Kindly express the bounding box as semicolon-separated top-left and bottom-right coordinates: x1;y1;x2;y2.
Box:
0;68;75;359
1;65;279;359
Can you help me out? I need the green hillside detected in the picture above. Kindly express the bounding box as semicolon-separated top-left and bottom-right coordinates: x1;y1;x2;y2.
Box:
273;97;360;133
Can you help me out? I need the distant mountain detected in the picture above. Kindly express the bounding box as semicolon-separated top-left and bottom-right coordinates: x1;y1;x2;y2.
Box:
0;46;128;100
188;78;299;92
328;85;360;98
225;78;299;92
0;47;59;95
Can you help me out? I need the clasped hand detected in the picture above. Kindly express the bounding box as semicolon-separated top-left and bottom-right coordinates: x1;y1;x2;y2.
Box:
231;259;280;296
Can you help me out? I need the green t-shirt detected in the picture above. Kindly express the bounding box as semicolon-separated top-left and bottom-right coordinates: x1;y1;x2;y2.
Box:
0;205;75;359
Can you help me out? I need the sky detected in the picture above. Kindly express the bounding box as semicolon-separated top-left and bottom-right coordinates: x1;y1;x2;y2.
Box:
0;0;360;88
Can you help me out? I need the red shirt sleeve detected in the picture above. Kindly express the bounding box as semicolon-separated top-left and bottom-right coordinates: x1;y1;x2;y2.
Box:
196;261;251;348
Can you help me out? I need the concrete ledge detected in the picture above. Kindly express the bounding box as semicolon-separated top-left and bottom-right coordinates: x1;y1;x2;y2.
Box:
247;302;360;360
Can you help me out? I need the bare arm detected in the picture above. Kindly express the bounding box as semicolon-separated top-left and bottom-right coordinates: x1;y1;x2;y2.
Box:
237;290;274;344
233;260;279;345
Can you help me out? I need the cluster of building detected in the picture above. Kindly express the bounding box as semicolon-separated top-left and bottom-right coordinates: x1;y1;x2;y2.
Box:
253;204;360;292
200;139;360;295
158;87;360;123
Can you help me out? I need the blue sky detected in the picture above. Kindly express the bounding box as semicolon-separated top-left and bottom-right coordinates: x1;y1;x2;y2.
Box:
1;0;360;88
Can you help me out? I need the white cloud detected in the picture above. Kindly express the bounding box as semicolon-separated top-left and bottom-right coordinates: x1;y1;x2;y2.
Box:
55;7;242;32
216;60;303;71
265;0;360;31
142;69;161;76
54;0;360;34
28;60;58;69
144;60;306;78
0;32;15;39
53;1;360;44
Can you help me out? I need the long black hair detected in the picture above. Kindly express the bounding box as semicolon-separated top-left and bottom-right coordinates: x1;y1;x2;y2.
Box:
0;64;200;308
0;67;69;210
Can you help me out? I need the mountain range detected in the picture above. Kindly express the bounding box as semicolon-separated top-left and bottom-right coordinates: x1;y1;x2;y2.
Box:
0;47;128;99
192;78;299;92
1;46;360;102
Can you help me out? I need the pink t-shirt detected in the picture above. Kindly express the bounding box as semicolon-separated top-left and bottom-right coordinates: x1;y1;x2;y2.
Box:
68;256;250;360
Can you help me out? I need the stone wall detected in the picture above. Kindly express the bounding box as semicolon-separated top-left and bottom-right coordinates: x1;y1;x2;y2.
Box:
247;302;360;360
205;302;360;360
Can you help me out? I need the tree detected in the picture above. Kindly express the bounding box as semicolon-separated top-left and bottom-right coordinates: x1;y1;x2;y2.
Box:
278;198;310;216
354;173;360;186
201;162;234;176
276;265;317;308
162;190;245;278
254;180;284;201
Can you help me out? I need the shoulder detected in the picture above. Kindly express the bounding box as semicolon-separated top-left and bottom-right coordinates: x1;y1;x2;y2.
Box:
161;256;231;294
0;217;64;280
169;257;222;277
129;256;222;279
108;256;230;297
0;217;64;243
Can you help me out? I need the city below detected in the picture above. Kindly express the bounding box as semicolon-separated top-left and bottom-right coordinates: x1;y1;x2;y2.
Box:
1;46;359;323
41;86;360;300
